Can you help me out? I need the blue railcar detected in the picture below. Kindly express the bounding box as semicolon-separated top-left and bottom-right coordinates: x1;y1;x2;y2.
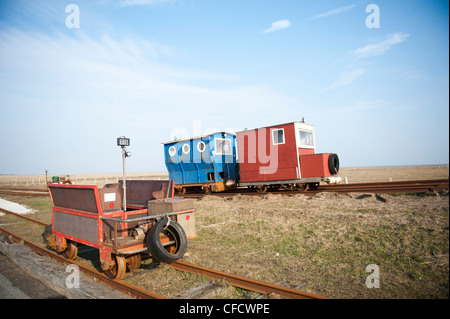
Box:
163;132;238;193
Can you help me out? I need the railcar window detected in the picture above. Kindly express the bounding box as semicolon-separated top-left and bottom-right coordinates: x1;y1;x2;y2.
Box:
182;144;190;154
215;139;232;155
299;130;314;147
272;128;285;145
168;146;176;156
197;141;206;152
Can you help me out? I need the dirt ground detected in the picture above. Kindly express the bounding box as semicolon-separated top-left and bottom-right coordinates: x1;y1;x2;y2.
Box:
338;165;449;183
0;165;448;299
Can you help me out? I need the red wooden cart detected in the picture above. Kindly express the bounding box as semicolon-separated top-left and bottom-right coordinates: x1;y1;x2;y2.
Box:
43;180;196;279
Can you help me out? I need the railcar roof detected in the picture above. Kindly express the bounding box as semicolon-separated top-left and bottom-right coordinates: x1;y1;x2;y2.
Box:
161;131;236;145
235;121;314;133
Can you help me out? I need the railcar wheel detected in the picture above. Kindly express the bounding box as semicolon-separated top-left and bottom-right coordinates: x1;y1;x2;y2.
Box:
126;254;141;271
268;185;281;191
202;186;211;194
176;187;186;195
147;218;187;264
308;182;320;190
105;255;126;280
256;185;267;193
295;183;309;192
62;241;78;260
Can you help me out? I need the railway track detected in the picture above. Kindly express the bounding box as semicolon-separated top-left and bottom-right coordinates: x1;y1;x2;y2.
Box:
0;207;326;299
0;188;49;197
0;179;448;198
183;179;449;198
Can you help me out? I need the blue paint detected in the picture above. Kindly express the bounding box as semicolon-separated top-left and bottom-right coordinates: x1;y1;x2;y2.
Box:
163;132;237;186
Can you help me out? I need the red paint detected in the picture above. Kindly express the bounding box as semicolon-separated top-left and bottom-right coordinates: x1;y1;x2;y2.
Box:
237;122;299;182
299;153;332;178
237;122;336;182
298;148;315;155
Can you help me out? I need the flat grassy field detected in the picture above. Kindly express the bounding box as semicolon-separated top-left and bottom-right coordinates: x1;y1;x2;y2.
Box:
0;165;448;299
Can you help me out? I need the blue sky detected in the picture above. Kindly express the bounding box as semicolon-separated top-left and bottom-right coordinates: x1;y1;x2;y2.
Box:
0;0;448;175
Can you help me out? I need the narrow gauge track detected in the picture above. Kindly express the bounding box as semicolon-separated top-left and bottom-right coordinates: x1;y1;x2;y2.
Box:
1;179;448;198
0;207;326;299
183;179;449;198
0;188;49;197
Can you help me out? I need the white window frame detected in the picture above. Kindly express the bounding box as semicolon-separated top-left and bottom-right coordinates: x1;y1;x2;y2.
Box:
272;128;285;145
197;141;206;153
168;146;176;157
214;138;232;155
182;143;190;154
298;129;315;149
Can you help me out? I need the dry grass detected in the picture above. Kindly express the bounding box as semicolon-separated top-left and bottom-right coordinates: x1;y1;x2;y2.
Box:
185;192;449;299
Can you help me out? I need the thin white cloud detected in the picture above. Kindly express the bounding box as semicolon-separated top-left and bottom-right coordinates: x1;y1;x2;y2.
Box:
321;68;367;91
309;4;357;20
119;0;173;7
262;19;291;33
354;32;410;58
320;32;409;91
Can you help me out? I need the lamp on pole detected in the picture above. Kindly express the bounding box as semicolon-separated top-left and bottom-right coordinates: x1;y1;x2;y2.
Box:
117;136;131;212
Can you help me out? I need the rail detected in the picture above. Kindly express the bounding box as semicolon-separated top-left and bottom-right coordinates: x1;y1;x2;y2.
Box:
183;179;449;198
171;260;327;299
0;179;448;198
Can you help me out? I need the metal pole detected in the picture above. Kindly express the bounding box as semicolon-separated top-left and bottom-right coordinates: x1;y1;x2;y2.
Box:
122;147;127;212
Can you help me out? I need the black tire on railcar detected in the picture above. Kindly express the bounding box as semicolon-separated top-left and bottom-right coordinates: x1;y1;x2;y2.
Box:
328;153;340;175
146;217;187;264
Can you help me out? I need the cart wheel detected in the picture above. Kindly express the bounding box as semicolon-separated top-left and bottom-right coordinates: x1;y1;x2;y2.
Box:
42;224;57;250
126;254;141;271
147;218;187;264
63;241;78;260
105;255;126;280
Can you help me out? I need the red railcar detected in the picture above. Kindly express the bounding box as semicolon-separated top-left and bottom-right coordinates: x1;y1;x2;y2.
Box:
236;121;340;191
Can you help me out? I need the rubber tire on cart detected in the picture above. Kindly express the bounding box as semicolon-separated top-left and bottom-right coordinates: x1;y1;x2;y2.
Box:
105;255;126;280
146;218;187;264
328;153;340;175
